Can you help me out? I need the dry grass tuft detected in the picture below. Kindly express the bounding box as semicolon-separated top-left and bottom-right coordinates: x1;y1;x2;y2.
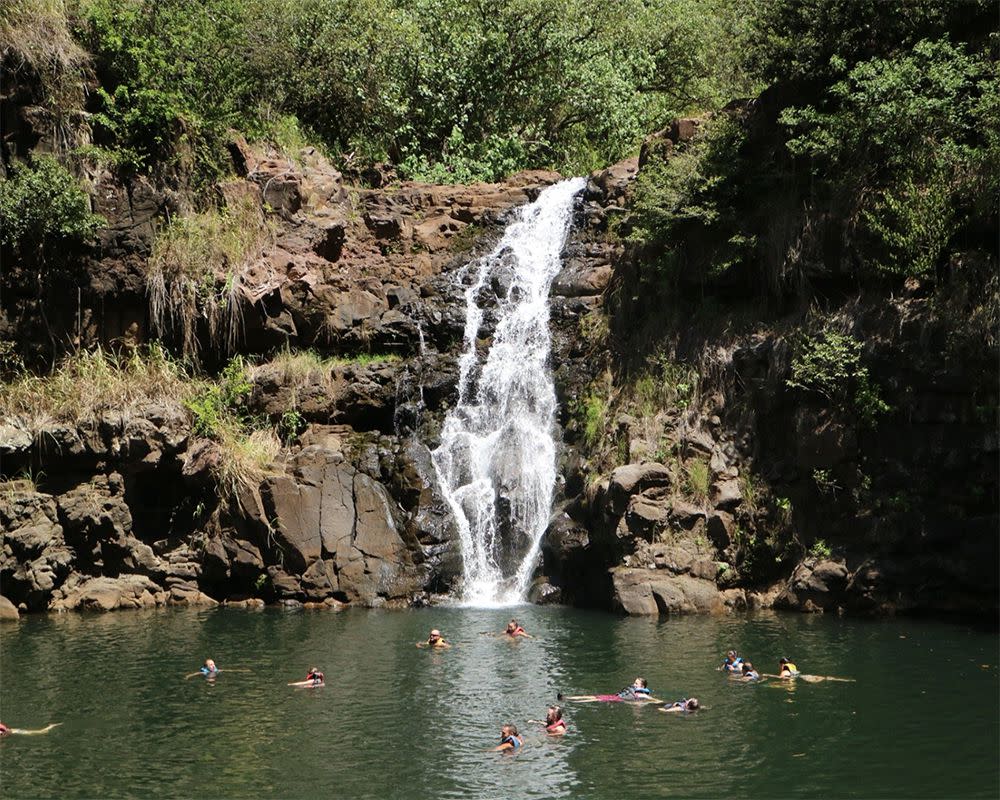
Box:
147;193;273;361
1;0;90;115
0;344;190;429
214;421;282;498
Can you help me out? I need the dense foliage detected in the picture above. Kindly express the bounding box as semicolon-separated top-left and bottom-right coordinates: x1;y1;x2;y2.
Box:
0;155;103;260
627;0;998;292
62;0;752;184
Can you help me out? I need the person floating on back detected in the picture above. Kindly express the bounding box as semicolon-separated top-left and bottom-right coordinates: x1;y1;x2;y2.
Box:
721;650;744;672
778;657;800;678
288;667;325;688
417;629;451;649
504;619;532;638
561;677;657;703
494;724;523;752
1;721;61;735
660;698;700;713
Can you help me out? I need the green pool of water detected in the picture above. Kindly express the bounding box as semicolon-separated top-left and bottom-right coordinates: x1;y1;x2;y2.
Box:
1;606;996;799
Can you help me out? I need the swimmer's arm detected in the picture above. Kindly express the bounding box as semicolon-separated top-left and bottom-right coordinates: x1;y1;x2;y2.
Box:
493;742;515;751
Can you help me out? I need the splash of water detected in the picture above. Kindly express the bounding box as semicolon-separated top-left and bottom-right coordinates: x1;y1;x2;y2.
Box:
431;177;585;606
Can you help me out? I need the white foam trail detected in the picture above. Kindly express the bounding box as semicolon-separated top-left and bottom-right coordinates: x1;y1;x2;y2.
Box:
431;178;584;606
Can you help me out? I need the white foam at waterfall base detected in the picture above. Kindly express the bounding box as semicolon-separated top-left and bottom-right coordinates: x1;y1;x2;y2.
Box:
430;177;585;606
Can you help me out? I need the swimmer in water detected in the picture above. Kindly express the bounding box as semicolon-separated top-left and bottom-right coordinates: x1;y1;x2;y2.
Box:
659;698;700;713
504;619;532;638
720;650;744;672
288;667;325;688
1;722;62;736
185;658;221;679
739;661;760;681
529;706;567;735
417;629;451;649
561;677;657;703
494;724;523;752
778;657;800;678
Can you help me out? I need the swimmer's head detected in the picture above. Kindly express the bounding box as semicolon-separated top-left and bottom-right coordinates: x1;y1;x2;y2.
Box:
686;698;700;711
205;659;216;669
547;705;562;722
429;629;442;641
634;677;647;688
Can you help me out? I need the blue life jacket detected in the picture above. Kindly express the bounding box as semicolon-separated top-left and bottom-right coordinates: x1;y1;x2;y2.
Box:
502;736;521;750
200;666;217;675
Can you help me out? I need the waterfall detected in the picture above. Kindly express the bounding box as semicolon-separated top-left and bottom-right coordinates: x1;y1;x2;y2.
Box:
431;177;585;605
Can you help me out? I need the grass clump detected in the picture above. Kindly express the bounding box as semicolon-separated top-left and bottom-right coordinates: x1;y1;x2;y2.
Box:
0;344;188;429
147;193;273;361
685;457;711;501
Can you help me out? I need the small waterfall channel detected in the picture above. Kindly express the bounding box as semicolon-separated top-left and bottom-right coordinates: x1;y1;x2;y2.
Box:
431;177;585;605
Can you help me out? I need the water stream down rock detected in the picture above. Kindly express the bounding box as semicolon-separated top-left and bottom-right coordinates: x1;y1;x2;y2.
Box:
431;178;585;605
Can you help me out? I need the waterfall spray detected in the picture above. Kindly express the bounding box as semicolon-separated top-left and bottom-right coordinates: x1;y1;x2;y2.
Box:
431;178;585;605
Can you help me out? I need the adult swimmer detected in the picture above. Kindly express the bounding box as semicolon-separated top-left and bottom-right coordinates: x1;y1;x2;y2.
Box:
288;667;325;688
1;721;62;736
528;706;567;735
720;650;744;672
560;677;659;703
493;724;524;752
416;629;451;649
762;657;855;683
185;658;220;679
659;698;700;713
739;661;761;681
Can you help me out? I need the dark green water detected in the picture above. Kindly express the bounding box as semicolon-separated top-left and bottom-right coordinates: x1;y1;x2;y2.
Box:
1;606;997;799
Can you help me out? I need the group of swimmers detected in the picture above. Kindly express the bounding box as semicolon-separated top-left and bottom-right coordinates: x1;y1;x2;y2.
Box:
1;618;847;745
721;651;800;682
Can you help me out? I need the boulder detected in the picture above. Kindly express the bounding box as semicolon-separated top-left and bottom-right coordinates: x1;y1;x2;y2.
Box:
707;511;735;550
710;478;742;511
49;574;167;612
608;463;671;514
610;567;724;616
776;558;850;611
0;595;19;621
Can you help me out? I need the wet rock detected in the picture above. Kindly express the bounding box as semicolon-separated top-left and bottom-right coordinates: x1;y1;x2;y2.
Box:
49;574;167;612
776;558;850;612
707;512;733;551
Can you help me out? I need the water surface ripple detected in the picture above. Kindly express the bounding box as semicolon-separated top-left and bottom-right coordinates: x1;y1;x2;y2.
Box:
1;607;997;799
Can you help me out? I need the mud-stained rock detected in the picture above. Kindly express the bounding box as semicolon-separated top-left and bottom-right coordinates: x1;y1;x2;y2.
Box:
610;567;724;615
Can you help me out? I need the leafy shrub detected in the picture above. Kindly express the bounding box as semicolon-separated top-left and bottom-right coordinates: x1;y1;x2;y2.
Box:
186;356;252;438
808;539;832;559
580;393;609;449
0;156;103;260
787;330;890;425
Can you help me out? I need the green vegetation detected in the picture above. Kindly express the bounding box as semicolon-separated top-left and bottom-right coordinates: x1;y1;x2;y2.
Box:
787;330;890;425
808;539;832;560
627;0;997;293
0;346;279;498
4;0;757;187
685;458;710;501
0;156;103;262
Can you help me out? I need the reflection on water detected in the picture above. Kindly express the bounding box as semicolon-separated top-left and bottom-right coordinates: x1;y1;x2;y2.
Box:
1;607;997;799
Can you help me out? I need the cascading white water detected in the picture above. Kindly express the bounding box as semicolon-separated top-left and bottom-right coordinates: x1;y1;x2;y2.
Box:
431;177;585;606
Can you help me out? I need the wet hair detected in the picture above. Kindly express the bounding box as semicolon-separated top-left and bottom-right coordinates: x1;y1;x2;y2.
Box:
779;657;789;665
636;677;648;688
742;661;754;673
686;698;700;710
547;706;563;722
508;725;519;736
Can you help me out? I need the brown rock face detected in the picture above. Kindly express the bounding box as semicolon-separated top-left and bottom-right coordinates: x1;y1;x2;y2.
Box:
610;567;724;616
259;446;423;604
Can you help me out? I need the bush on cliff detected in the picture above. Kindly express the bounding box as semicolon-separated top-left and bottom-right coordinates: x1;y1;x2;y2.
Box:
627;0;998;295
69;0;753;184
0;155;103;264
